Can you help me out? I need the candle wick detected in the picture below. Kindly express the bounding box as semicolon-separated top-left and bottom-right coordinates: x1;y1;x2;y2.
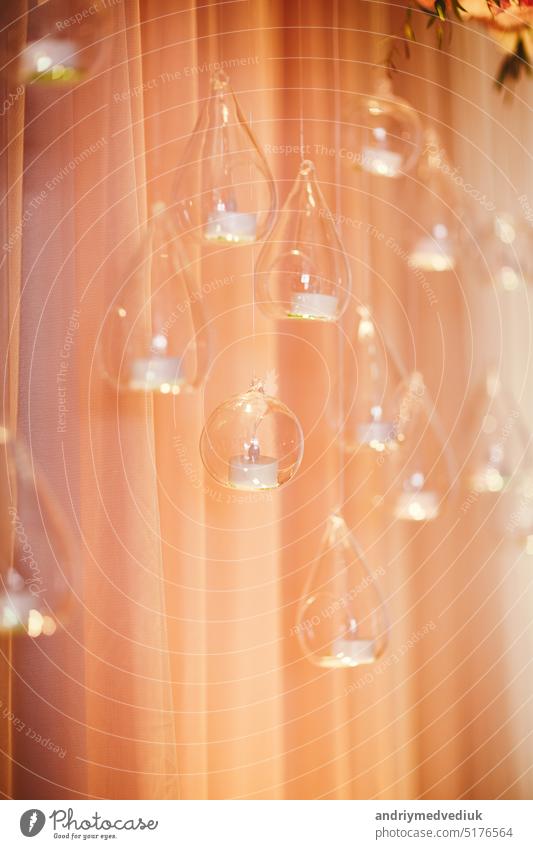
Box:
247;437;260;463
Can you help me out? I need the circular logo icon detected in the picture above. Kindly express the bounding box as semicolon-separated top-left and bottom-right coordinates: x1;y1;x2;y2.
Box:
20;810;46;837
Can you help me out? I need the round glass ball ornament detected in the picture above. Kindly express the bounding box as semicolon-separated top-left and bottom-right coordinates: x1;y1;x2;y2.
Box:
199;379;304;491
347;73;422;179
18;0;110;86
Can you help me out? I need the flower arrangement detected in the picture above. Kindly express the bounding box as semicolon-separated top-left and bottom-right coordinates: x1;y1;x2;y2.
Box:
402;1;532;87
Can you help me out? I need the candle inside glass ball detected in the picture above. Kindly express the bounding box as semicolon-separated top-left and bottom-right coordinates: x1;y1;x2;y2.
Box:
409;227;455;272
469;466;507;494
394;490;440;522
228;454;279;489
0;591;56;636
19;38;85;84
204;211;257;244
289;292;338;320
129;357;183;393
317;637;376;668
361;146;402;178
357;421;395;451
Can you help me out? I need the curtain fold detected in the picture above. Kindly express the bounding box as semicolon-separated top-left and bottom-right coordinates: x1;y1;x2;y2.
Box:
0;0;532;800
0;0;27;800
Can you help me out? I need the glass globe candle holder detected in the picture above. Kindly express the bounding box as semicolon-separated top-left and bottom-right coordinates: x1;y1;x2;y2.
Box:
18;0;109;86
480;213;533;292
173;70;276;246
409;223;456;273
0;427;74;637
296;513;388;669
408;128;461;273
199;379;304;491
390;372;456;523
506;474;533;554
346;72;422;179
99;203;208;395
255;160;351;322
343;306;405;455
462;370;533;554
464;370;530;496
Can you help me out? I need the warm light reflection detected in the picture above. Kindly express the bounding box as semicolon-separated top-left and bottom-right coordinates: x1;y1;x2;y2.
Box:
128;357;184;393
317;638;377;668
27;609;44;638
470;467;506;493
361;147;402;178
409;247;455;272
36;55;53;72
394;491;440;522
500;266;520;291
0;595;58;638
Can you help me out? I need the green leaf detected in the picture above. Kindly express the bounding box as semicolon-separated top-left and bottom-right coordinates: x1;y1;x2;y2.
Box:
495;36;532;89
450;0;467;18
435;0;447;22
403;6;416;41
404;21;416;41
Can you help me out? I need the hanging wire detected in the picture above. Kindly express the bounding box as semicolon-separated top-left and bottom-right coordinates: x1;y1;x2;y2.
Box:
362;2;384;310
248;0;257;385
249;110;256;383
333;0;346;510
216;0;222;63
297;0;305;153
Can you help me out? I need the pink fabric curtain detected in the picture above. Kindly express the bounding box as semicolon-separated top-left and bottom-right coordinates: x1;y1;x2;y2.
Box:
1;0;532;800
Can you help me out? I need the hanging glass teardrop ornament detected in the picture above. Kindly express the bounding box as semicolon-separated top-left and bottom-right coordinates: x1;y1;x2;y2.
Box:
408;129;461;273
296;513;388;668
464;370;529;494
255;160;351;322
18;0;108;86
391;372;455;522
343;306;404;455
463;370;533;551
346;70;422;178
484;213;532;292
99;202;207;395
173;70;276;245
0;428;74;637
508;473;533;555
199;378;303;490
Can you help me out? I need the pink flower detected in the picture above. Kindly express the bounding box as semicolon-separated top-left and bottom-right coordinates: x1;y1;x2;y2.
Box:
487;1;533;31
412;1;532;84
416;0;533;28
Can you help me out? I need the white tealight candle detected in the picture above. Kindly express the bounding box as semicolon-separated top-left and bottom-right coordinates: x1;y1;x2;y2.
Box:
0;590;34;633
204;211;257;244
289;292;339;321
129;357;183;393
19;39;83;84
394;490;440;522
361;147;402;178
357;421;395;450
409;238;455;272
228;454;279;489
470;466;507;494
318;637;376;668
